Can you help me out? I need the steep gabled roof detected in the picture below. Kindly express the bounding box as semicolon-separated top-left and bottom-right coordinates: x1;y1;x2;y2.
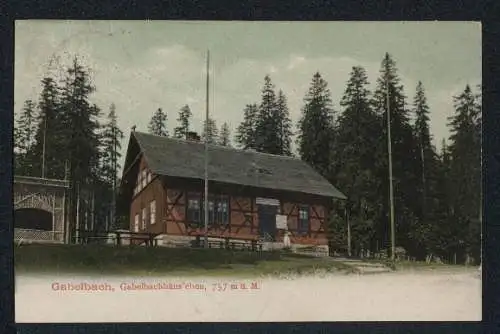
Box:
125;131;346;200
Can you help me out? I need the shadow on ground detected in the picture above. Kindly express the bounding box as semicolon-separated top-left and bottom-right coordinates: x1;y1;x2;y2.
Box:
14;244;356;277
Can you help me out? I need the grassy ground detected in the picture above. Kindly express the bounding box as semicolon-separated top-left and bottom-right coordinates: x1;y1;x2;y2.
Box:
14;244;357;277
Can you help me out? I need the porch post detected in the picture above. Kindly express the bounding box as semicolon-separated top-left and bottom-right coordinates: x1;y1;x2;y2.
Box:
63;189;67;243
52;193;56;241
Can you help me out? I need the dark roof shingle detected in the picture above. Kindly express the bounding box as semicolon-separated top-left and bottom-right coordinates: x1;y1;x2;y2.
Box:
132;132;346;200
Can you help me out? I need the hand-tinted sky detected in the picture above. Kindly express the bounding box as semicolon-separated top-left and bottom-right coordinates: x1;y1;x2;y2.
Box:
15;20;481;163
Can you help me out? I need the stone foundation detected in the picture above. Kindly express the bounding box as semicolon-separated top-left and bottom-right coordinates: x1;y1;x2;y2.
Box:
261;242;329;257
154;234;329;256
157;235;195;247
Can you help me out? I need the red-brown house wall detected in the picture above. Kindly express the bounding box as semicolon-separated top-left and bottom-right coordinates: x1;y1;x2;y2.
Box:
128;158;329;246
281;202;328;245
161;190;258;240
161;188;329;245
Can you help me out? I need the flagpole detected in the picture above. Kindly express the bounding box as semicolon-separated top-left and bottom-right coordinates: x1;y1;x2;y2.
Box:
112;123;117;232
387;76;396;261
479;124;483;271
204;50;210;248
41;115;47;178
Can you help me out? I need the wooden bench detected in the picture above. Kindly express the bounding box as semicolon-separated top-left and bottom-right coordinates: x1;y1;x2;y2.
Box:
193;236;263;252
127;235;159;246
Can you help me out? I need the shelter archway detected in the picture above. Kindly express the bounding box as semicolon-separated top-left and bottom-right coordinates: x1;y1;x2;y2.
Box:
13;176;69;244
15;208;53;231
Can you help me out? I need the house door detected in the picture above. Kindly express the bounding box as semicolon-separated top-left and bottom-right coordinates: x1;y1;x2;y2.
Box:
258;204;277;241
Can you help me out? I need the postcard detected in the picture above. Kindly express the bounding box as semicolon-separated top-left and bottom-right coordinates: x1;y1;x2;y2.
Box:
14;20;481;322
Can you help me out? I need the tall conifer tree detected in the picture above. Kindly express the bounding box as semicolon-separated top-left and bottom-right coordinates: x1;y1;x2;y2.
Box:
30;77;63;179
99;103;124;231
58;57;101;240
15;99;38;176
255;75;280;154
100;103;124;185
371;53;419;256
297;72;335;179
275;90;293;156
446;84;481;262
235;103;258;149
333;66;380;254
409;81;440;257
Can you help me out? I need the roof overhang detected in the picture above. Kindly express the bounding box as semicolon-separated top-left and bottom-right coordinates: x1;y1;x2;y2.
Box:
160;174;346;202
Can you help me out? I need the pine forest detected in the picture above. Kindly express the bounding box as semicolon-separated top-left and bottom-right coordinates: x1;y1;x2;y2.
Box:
14;53;481;264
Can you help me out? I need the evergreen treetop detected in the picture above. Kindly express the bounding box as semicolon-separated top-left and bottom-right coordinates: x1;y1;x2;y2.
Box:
148;108;168;137
275;90;293;156
174;104;192;139
202;117;218;144
219;122;231;147
297;71;335;178
235;103;258;150
255;75;279;154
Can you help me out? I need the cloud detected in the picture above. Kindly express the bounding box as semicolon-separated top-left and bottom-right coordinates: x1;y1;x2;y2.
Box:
15;34;476;170
287;55;306;70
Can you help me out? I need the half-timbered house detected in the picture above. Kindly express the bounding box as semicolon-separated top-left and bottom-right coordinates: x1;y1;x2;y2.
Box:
120;130;346;252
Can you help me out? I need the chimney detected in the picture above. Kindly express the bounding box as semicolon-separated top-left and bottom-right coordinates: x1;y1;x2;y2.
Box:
186;131;201;142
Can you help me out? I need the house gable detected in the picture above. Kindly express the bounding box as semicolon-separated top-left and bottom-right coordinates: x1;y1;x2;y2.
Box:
128;155;166;233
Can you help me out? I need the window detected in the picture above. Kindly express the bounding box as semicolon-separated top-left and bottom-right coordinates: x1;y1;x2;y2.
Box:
208;200;216;224
150;200;156;225
257;167;272;175
187;196;201;224
141;169;147;188
134;214;139;232
135;172;142;193
200;200;209;225
141;207;147;230
217;198;229;225
251;163;273;176
134;169;152;197
298;206;309;234
186;194;230;226
202;196;229;225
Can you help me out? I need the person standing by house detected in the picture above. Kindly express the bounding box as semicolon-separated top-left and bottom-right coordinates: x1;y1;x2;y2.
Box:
283;230;291;249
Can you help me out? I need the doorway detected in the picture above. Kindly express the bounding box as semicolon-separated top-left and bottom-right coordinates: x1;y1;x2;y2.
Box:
258;204;277;241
